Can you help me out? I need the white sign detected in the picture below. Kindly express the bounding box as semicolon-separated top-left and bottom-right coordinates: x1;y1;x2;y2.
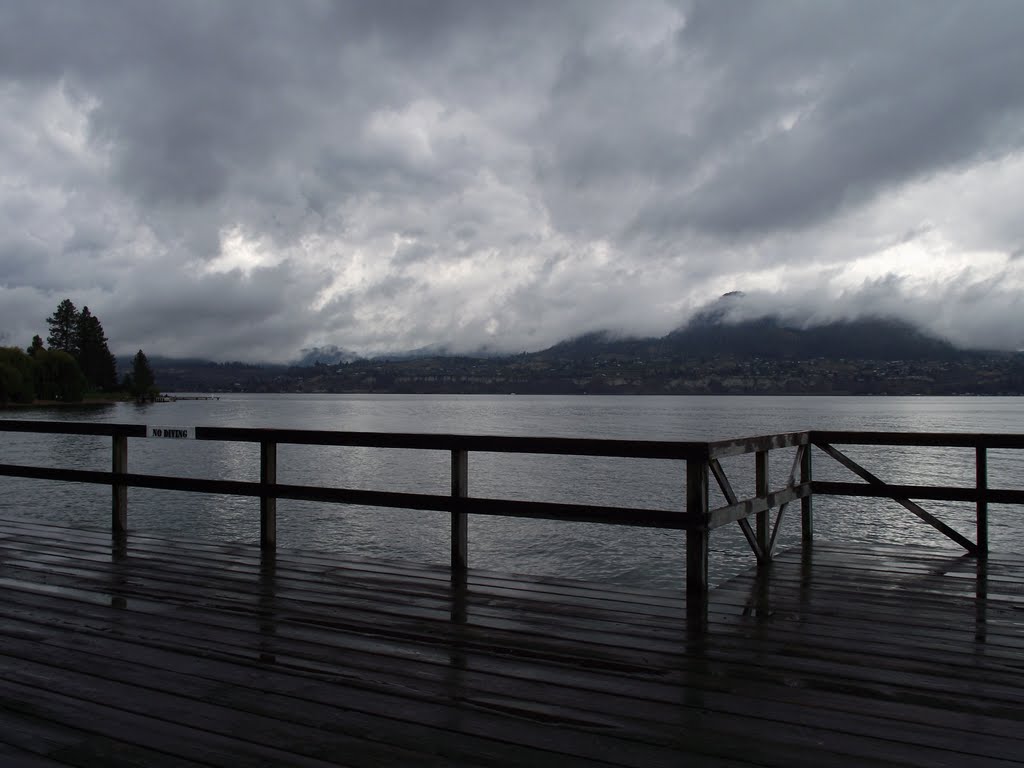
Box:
147;425;196;440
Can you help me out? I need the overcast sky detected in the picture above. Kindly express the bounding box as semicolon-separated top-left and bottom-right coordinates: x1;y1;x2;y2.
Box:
2;1;1023;362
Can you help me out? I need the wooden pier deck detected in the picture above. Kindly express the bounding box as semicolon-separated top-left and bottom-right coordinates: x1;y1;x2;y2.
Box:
0;518;1021;767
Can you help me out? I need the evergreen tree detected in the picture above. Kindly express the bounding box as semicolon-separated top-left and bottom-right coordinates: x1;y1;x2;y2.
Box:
26;335;45;357
46;299;79;355
130;349;155;399
76;306;118;391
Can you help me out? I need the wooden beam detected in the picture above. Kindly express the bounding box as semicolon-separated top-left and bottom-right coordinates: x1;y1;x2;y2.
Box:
811;480;1024;505
710;459;764;563
976;446;988;558
814;441;978;555
801;442;813;544
707;484;811;528
812;430;1024;450
192;425;708;460
111;434;128;536
709;458;738;506
685;459;709;624
0;420;145;438
737;518;763;563
0;420;708;460
451;449;469;571
755;450;769;558
260;441;277;551
0;463;702;528
707;430;809;459
767;504;786;558
767;445;805;557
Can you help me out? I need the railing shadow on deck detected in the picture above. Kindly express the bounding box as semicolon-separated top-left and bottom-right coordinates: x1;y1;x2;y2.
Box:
2;420;1022;625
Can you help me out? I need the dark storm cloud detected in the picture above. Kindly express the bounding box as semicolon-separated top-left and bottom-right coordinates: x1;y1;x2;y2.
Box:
1;1;1023;360
106;261;325;361
673;2;1024;236
537;1;1024;245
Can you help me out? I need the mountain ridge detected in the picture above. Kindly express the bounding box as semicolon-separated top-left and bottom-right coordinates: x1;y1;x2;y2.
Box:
535;314;963;362
143;313;1023;395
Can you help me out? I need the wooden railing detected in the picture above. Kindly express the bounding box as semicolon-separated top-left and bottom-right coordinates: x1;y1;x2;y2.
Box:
704;430;1024;565
810;431;1024;557
705;432;814;565
1;420;1022;618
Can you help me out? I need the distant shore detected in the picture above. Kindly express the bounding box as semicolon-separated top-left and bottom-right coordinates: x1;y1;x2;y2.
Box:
0;395;128;409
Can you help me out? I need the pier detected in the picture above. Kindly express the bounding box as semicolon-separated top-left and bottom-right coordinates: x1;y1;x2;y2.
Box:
1;421;1022;766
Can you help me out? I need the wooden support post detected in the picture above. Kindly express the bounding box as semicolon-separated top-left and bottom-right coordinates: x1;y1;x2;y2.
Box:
451;449;469;572
111;434;128;536
976;446;988;558
755;450;769;560
686;458;709;625
801;443;813;545
260;441;277;550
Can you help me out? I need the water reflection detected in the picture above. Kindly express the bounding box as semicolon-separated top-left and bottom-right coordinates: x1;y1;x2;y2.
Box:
109;532;129;610
741;562;773;618
728;543;991;644
975;557;988;644
258;550;278;664
447;572;469;676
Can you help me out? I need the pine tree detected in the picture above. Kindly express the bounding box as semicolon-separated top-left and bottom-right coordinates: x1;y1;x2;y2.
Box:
76;307;118;391
46;299;80;355
26;335;45;357
130;350;155;400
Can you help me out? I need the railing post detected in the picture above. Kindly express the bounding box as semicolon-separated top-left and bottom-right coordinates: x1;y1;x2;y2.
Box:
801;443;813;544
976;446;988;558
686;458;709;625
755;450;769;559
451;449;469;572
112;434;128;536
260;440;277;550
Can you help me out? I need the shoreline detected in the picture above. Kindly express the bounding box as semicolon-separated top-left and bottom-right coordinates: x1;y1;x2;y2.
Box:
0;396;127;410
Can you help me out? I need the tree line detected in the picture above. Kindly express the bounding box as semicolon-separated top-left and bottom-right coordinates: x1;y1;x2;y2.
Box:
0;299;155;405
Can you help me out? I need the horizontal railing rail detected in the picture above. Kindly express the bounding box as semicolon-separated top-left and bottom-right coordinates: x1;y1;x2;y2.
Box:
2;419;1022;619
0;419;709;459
706;430;810;459
811;430;1024;449
812;481;1024;505
0;462;701;528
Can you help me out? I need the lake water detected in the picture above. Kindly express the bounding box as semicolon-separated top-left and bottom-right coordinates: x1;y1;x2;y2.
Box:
2;394;1022;588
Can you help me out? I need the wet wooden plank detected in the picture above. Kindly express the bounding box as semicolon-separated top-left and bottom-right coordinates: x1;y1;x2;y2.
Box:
0;517;1022;767
0;709;208;768
0;526;691;628
2;602;1020;765
0;544;692;660
0;516;688;604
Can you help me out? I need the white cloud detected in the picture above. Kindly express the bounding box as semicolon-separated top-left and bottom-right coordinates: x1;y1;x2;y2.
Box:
1;1;1023;361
